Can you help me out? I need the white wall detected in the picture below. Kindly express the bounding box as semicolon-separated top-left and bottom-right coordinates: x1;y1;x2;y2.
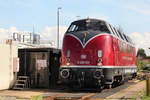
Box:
0;42;18;90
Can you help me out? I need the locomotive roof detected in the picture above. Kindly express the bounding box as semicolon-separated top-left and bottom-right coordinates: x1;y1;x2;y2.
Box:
70;18;134;45
72;18;107;24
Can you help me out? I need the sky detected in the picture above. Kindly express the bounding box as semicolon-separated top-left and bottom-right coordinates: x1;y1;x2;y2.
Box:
0;0;150;55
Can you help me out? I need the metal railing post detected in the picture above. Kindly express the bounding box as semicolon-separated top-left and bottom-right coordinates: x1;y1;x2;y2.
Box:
146;75;150;96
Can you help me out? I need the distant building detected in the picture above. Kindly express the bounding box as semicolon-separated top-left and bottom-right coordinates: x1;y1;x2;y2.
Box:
141;57;150;63
13;32;40;44
137;54;150;63
12;32;56;49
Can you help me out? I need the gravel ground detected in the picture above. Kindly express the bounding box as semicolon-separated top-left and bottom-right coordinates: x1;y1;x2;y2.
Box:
87;80;138;99
0;96;16;100
106;80;145;99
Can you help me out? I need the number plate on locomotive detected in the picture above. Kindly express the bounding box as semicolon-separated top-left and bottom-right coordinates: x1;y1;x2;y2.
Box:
81;54;87;59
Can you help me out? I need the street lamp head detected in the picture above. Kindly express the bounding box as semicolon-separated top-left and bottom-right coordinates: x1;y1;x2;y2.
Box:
58;7;62;10
76;16;81;20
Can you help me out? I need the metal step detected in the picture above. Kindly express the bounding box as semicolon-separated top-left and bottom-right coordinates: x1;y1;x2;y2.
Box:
16;80;26;82
13;87;23;90
13;76;30;90
17;76;29;79
15;84;25;86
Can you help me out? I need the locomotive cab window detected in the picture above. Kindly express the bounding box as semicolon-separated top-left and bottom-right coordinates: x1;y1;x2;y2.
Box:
67;23;86;32
67;19;110;33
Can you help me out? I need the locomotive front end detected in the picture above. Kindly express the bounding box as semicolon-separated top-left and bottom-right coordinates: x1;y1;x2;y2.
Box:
59;19;112;88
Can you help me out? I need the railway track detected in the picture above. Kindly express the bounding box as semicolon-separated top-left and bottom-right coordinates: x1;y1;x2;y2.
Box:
41;80;139;100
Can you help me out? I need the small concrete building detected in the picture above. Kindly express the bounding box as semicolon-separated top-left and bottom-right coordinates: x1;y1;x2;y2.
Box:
0;40;18;90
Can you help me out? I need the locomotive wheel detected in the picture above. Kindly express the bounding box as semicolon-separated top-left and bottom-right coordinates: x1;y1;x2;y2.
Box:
104;84;111;89
96;83;103;92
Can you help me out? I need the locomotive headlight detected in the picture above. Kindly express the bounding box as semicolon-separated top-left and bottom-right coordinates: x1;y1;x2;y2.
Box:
97;50;102;66
67;50;71;58
97;58;102;66
98;50;102;57
66;58;70;66
97;62;102;66
60;69;70;79
93;70;102;79
66;62;70;66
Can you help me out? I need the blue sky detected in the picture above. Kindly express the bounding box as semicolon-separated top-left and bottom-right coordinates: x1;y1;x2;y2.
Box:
0;0;150;33
0;0;150;55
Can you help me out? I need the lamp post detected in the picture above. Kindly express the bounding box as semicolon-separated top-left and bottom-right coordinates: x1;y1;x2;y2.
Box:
57;7;61;49
146;47;150;96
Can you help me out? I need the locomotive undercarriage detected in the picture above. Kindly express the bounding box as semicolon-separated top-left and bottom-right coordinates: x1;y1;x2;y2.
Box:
59;67;137;89
59;68;105;89
103;68;137;88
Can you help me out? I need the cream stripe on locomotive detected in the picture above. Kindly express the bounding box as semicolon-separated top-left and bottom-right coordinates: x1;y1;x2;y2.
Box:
60;65;137;69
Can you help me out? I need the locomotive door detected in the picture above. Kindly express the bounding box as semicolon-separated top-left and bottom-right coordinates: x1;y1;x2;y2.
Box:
30;52;49;88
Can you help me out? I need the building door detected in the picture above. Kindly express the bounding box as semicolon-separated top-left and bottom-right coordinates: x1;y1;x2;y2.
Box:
30;52;49;88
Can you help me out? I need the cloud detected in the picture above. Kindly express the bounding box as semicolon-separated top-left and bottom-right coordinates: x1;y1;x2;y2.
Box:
0;27;18;42
129;32;150;56
8;27;18;34
40;26;68;48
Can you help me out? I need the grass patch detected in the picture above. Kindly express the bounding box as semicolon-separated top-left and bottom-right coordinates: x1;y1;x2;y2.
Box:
133;89;150;100
141;91;150;100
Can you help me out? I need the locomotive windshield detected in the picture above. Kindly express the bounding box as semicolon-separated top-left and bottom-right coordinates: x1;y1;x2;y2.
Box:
67;19;110;33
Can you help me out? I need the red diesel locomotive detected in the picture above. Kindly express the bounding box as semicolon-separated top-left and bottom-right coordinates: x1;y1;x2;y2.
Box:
59;18;137;89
